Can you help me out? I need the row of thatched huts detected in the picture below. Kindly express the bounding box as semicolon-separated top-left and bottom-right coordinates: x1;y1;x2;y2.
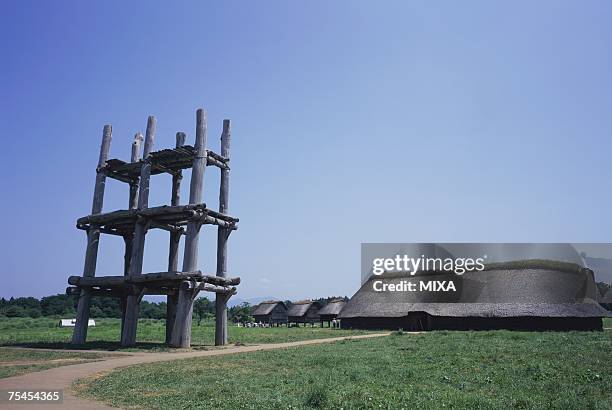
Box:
252;299;346;326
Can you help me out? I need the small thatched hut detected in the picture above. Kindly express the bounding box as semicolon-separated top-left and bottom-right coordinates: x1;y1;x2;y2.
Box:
287;300;321;326
252;301;288;326
318;299;347;326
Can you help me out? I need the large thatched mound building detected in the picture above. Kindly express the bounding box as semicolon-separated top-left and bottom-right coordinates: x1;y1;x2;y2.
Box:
287;300;321;326
252;301;288;325
339;260;608;331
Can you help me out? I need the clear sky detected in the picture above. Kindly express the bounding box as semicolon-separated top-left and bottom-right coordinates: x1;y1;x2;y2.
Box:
1;1;611;301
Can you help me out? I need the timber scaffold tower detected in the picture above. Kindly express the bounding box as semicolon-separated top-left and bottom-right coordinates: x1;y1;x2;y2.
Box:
68;108;239;348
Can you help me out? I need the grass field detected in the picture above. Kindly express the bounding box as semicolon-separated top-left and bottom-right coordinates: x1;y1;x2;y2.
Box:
0;348;109;379
75;329;612;409
0;317;369;351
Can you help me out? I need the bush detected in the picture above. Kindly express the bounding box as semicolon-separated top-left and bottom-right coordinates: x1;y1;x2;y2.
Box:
304;385;328;409
90;306;104;318
4;305;28;317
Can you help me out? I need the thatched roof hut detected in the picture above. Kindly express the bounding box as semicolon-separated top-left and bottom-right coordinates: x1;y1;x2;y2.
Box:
318;299;346;322
287;300;321;324
252;300;287;324
339;260;608;331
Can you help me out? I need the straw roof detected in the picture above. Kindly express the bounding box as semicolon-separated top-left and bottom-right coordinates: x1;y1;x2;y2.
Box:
287;300;320;317
318;300;347;316
339;267;609;319
252;301;286;316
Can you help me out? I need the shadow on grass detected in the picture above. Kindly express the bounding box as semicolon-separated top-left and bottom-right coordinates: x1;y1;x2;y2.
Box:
2;341;216;353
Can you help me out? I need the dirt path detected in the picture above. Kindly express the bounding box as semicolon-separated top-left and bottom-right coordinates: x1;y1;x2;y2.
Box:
0;333;391;409
0;358;102;367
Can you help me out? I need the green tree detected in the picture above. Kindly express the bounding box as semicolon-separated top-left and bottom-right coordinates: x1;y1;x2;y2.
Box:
194;297;214;325
140;301;166;319
229;302;253;323
90;306;104;318
4;305;27;317
41;294;77;316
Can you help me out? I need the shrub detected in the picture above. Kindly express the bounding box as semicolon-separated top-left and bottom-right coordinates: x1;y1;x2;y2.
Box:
304;385;328;409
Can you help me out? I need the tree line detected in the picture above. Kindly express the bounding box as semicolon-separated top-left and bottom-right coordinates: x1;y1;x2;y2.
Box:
0;294;351;324
0;294;244;323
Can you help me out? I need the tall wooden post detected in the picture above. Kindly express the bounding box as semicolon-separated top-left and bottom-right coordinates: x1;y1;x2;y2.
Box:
165;132;186;344
123;133;143;273
121;133;143;336
215;120;231;346
72;125;112;344
129;133;143;209
121;117;156;346
171;109;207;348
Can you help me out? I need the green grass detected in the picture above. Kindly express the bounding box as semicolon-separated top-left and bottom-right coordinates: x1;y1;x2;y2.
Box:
604;317;611;327
0;348;108;379
75;330;612;409
0;317;369;351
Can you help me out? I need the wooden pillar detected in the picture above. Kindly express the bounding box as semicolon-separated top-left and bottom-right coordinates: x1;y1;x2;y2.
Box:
72;125;112;344
215;120;231;346
121;133;143;337
171;109;207;348
122;133;143;272
121;117;156;346
165;132;185;344
167;132;186;271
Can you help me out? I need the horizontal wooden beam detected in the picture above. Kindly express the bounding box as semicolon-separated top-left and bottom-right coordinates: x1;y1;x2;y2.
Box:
198;283;237;294
66;287;124;298
181;281;237;294
69;276;125;287
206;155;229;170
199;214;238;230
206;149;229;164
66;286;178;297
68;271;240;288
201;274;240;286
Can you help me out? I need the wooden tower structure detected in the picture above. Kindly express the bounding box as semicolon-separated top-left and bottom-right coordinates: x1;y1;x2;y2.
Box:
67;108;240;347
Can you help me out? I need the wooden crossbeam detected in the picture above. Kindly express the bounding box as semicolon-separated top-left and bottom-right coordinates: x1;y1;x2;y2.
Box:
67;286;178;297
68;271;240;288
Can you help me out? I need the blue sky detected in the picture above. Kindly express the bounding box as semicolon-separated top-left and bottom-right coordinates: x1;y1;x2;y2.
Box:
1;1;611;300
